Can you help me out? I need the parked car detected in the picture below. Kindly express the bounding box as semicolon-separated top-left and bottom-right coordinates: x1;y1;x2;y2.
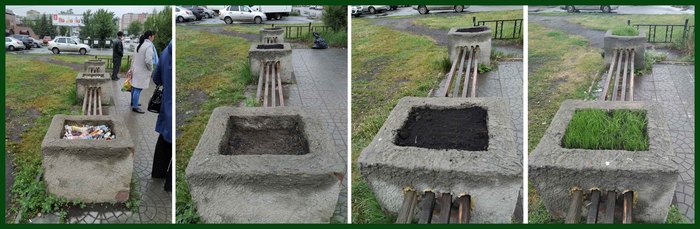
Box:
183;5;205;20
42;36;52;44
219;5;266;24
10;34;33;50
414;5;469;14
388;5;399;11
175;6;196;23
31;37;42;48
351;6;363;17
250;5;292;20
360;5;388;14
5;37;25;51
48;36;91;55
562;5;618;13
200;6;216;18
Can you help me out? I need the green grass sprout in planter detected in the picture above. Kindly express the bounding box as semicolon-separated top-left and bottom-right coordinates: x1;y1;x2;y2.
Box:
612;26;640;36
562;109;648;151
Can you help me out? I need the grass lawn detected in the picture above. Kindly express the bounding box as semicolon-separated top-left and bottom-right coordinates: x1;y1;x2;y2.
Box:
413;9;523;40
351;18;446;224
563;109;648;151
5;54;83;222
175;26;253;224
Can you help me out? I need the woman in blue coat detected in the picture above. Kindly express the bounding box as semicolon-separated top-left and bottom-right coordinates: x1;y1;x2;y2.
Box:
152;41;172;191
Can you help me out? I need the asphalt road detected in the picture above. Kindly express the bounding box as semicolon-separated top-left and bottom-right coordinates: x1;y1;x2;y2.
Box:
178;7;322;25
356;5;523;18
529;5;695;15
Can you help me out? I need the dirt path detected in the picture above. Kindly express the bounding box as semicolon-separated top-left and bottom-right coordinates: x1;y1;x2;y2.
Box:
529;15;606;48
32;56;83;71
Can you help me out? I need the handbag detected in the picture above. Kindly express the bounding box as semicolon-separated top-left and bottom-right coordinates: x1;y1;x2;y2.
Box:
147;84;163;113
121;78;132;92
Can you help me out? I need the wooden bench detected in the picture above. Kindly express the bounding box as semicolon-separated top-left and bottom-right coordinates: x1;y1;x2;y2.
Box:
256;60;285;107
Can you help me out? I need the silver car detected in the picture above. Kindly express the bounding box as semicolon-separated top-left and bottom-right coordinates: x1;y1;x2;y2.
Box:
562;5;618;13
48;37;91;55
5;37;25;51
414;5;468;14
360;5;388;14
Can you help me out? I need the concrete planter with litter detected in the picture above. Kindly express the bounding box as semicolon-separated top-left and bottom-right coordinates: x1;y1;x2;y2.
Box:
41;115;134;203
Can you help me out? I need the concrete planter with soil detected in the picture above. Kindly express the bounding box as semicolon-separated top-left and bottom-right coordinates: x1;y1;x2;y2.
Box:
604;29;646;70
185;106;344;223
358;97;521;223
260;27;285;44
529;100;677;223
447;26;492;65
41;115;134;203
249;43;294;83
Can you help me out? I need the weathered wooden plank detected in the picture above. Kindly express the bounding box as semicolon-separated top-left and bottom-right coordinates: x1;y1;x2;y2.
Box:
623;191;633;224
586;190;601;224
602;190;616;224
458;195;471;224
418;191;435;224
435;193;452;224
396;190;417;224
565;189;583;224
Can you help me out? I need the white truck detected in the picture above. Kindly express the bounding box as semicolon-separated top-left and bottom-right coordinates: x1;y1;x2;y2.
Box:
249;5;293;20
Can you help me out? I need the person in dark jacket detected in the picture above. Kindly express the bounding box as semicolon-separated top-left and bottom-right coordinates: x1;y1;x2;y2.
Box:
112;31;124;80
152;40;172;191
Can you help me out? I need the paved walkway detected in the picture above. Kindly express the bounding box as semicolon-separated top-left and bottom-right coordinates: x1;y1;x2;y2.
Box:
633;64;695;222
65;78;172;223
286;48;348;223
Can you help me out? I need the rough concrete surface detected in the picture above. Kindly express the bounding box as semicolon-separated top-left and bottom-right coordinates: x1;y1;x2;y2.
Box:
76;72;112;105
249;43;294;83
447;27;492;65
529;100;678;223
186;106;343;223
260;27;285;43
41;115;135;203
359;97;521;223
604;30;646;70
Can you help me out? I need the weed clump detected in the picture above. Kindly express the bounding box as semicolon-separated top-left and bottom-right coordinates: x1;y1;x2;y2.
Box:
562;109;648;151
612;26;640;36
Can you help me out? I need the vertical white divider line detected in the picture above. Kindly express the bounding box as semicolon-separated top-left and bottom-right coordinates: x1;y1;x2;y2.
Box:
170;5;176;224
346;5;353;224
522;5;529;224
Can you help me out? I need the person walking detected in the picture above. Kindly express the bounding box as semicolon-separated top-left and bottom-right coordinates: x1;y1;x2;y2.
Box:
129;31;156;114
112;31;124;80
152;41;172;191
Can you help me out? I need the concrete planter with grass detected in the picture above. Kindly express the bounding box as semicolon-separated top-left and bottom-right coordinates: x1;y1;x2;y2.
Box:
604;29;646;70
41;115;134;203
359;97;521;223
249;43;293;83
185;107;343;223
529;100;678;223
260;27;285;44
447;26;492;65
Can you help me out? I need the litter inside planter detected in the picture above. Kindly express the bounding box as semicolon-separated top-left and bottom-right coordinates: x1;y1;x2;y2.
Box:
63;124;115;140
224;115;310;155
256;44;284;49
395;107;488;150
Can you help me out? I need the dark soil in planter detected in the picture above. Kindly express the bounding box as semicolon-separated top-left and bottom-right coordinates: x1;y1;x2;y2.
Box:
395;107;488;151
256;44;284;49
224;117;310;155
456;27;489;33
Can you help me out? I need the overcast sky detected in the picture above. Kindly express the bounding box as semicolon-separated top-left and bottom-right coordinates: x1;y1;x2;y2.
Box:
6;5;166;16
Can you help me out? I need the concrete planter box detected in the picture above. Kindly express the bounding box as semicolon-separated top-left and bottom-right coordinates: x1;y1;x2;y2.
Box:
76;72;112;105
249;43;293;83
41;115;134;203
448;26;492;65
186;107;344;223
358;97;521;223
260;27;285;44
84;59;106;73
604;29;646;70
529;100;677;223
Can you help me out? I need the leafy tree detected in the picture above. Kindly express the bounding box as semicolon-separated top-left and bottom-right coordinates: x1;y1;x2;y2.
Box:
92;9;118;47
322;5;347;32
127;21;143;37
34;14;57;38
80;10;93;40
143;6;172;52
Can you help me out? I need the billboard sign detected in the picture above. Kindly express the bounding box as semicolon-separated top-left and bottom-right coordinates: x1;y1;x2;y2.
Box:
52;14;84;26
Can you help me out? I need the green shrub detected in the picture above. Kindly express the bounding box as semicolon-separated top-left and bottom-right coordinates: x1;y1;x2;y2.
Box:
563;109;648;151
322;6;347;32
611;26;640;36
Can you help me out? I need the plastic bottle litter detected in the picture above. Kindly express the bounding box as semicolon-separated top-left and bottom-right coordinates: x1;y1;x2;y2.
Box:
64;124;115;140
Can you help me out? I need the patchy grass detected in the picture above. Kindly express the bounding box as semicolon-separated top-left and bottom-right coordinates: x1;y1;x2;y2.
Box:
5;54;83;222
528;23;604;153
413;9;523;41
638;51;668;75
351;18;446;223
611;26;640;36
48;55;109;65
175;26;253;224
563;109;648;151
666;205;690;224
223;23;347;48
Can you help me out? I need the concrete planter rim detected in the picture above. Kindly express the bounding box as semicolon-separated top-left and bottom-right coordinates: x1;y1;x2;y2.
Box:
41;115;134;151
605;29;647;39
